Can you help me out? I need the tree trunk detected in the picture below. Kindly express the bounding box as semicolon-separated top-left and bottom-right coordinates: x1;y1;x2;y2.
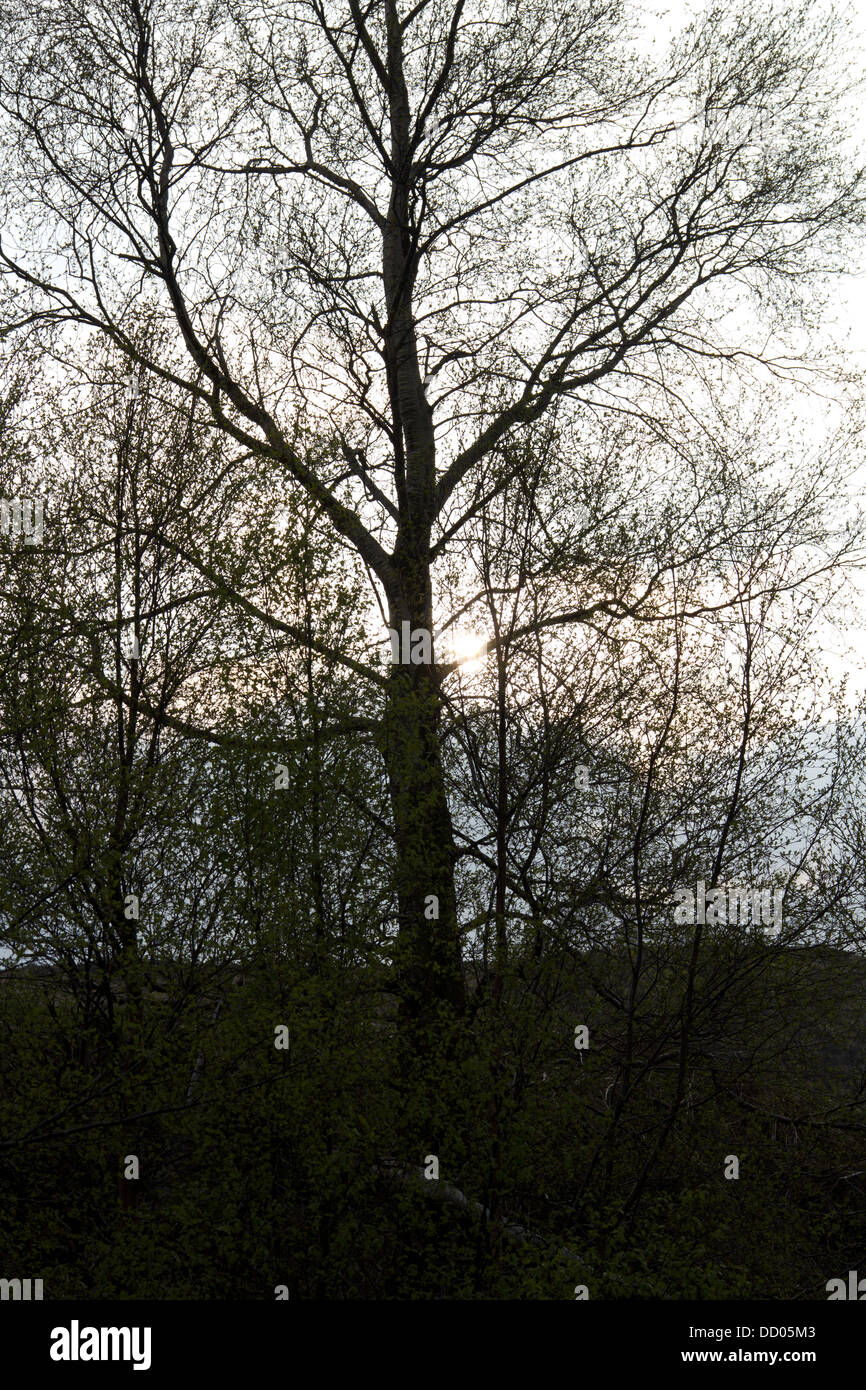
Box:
380;646;466;1029
377;0;466;1048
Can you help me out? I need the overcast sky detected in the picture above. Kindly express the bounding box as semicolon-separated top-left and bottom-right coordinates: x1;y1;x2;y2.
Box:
649;0;866;705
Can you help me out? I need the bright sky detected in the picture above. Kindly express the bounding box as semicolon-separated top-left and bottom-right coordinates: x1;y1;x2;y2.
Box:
639;0;866;708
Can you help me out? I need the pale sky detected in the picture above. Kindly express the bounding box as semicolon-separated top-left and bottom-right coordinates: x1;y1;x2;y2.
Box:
648;0;866;708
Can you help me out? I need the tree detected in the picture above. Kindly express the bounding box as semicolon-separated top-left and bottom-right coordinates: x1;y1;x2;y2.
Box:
0;0;863;1052
2;339;866;1297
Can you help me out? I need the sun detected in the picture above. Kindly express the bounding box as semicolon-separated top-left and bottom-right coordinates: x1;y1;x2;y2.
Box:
450;630;488;671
